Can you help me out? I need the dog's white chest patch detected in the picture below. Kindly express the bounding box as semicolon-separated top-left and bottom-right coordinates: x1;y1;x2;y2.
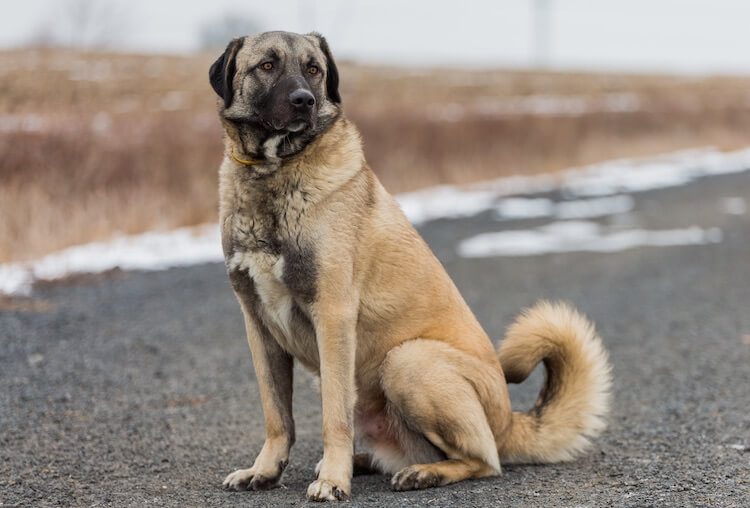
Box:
262;134;285;161
229;250;295;340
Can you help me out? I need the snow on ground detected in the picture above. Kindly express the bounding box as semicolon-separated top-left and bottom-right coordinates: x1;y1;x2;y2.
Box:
561;147;750;197
457;222;722;258
1;146;749;295
494;195;635;220
397;146;750;225
395;186;502;225
1;225;222;296
396;175;558;225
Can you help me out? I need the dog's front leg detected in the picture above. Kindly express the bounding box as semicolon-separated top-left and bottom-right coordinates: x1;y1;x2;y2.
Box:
306;298;357;501
224;300;295;491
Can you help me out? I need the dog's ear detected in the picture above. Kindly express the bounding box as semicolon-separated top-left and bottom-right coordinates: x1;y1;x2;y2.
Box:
209;37;244;108
309;32;341;104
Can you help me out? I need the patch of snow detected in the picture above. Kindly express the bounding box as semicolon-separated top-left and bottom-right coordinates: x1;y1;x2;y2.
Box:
396;174;561;226
0;265;34;296
564;148;750;197
0;224;222;296
0;113;45;133
494;195;634;220
495;198;554;219
457;221;722;258
721;197;747;215
397;147;750;225
395;186;499;225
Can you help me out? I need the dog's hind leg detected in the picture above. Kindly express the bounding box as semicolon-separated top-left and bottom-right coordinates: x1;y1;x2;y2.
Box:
380;339;510;491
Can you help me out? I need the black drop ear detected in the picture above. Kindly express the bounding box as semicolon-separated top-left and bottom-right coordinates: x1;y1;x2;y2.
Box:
310;32;341;104
209;37;244;109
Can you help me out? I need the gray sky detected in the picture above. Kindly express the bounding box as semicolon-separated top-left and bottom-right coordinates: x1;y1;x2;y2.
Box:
2;0;750;74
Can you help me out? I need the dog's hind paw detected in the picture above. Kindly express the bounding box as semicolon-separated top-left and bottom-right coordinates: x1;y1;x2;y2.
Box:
391;465;442;491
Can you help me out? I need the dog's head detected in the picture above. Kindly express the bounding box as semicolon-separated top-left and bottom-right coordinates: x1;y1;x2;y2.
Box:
209;31;341;160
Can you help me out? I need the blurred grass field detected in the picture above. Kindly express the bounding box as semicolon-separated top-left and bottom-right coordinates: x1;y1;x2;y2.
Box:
2;48;750;262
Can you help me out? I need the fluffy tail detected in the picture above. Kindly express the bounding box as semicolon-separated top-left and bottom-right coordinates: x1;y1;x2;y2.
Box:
497;301;612;464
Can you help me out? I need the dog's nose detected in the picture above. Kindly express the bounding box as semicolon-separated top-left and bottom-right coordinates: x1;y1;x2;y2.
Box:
289;89;316;109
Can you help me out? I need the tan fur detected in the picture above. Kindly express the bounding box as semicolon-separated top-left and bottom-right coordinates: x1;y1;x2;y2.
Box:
216;32;612;502
497;301;613;464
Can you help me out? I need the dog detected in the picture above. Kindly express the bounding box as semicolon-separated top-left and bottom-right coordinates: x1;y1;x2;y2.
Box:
210;31;612;502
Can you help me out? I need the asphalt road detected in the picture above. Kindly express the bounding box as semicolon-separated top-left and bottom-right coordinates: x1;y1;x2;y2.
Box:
1;171;749;507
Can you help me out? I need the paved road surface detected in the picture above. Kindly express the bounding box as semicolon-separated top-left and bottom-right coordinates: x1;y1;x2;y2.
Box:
1;171;749;506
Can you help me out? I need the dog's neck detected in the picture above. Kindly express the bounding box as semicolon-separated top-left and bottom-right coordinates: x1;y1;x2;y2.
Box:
220;121;284;177
222;107;343;175
222;115;365;199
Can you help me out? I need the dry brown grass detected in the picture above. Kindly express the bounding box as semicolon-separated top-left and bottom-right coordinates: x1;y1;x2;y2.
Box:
2;48;750;263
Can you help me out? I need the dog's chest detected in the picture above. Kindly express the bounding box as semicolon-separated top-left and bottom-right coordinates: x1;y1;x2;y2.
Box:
224;190;319;365
230;248;297;335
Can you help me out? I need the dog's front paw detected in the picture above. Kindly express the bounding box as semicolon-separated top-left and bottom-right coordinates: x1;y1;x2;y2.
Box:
223;468;255;490
306;479;349;502
223;467;281;491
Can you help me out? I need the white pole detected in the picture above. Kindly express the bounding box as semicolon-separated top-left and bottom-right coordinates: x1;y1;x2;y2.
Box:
533;0;551;68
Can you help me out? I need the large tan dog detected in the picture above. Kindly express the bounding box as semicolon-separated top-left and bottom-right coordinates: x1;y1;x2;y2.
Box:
210;31;612;502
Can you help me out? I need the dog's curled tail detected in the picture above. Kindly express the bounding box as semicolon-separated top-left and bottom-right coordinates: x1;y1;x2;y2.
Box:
497;301;612;464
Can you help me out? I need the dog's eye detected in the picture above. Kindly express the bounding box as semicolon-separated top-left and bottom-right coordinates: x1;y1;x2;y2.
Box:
260;62;274;71
307;65;319;75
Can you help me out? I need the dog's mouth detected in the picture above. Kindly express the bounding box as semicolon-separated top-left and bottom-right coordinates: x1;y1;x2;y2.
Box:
226;115;311;135
285;120;308;133
224;102;316;135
